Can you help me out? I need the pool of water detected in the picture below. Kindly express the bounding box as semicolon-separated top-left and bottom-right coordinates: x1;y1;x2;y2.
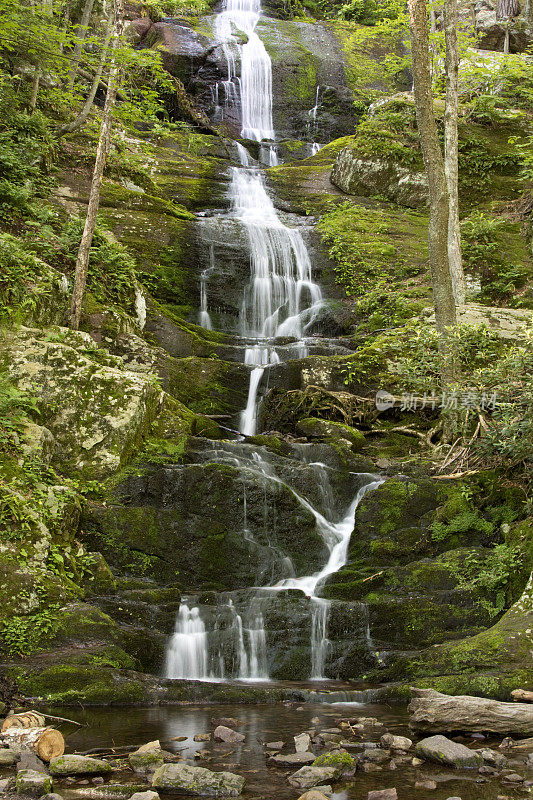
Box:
34;700;530;800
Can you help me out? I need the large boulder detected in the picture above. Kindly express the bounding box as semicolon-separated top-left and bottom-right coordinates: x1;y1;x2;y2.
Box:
152;763;245;796
415;735;483;768
331;150;428;208
409;688;533;735
5;327;167;478
49;756;113;776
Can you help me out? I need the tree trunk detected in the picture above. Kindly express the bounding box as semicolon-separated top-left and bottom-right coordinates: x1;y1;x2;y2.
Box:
444;0;466;305
1;727;65;761
69;0;124;331
68;0;96;91
58;12;114;136
408;0;458;386
2;712;46;732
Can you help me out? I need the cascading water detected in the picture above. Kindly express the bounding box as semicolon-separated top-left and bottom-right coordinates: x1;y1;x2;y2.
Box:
166;0;384;683
165;604;209;680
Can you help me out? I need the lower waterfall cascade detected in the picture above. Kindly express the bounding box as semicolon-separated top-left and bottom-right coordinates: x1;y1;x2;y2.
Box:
164;0;383;682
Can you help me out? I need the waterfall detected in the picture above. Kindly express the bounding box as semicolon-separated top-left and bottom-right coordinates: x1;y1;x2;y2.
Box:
213;0;323;436
198;244;214;330
164;0;384;683
165;604;211;680
310;598;330;679
134;285;146;331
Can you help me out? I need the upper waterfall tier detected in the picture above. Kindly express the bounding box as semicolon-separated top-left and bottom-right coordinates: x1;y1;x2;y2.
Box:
214;0;275;143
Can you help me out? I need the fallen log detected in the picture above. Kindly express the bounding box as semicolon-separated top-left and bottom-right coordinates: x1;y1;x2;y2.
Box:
408;688;533;735
1;726;65;761
2;711;46;732
511;689;533;703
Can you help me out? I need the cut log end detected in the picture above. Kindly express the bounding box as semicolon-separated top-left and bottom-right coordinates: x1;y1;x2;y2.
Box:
1;726;65;761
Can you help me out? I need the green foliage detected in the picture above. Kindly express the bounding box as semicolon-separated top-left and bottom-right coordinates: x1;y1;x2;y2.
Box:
31;218;138;312
461;212;531;307
347;100;421;167
317;201;426;330
460;52;533;114
0;109;55;224
0;605;61;657
451;545;524;618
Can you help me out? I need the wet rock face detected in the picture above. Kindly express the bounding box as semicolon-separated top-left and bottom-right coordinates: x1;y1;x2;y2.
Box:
136;15;363;141
86;461;329;589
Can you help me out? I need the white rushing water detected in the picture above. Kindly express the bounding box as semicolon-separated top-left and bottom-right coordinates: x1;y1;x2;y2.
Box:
212;0;323;436
166;0;383;683
165;604;209;680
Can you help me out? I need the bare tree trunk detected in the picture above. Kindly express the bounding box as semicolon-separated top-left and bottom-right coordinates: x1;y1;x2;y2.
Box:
68;0;96;92
29;0;53;113
444;0;466;305
58;12;114;136
69;0;124;331
408;0;458;386
503;21;510;52
29;68;41;112
59;0;72;55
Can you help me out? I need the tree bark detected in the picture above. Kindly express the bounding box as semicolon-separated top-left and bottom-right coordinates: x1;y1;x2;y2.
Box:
1;727;65;761
69;0;124;330
1;712;46;732
68;0;96;91
408;0;458;386
444;0;466;305
57;11;114;136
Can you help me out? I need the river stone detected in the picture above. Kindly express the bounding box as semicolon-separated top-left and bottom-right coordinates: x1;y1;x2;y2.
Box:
129;792;160;800
265;741;284;749
270;752;317;766
194;734;212;742
211;718;240;728
41;794;64;800
287;766;339;790
49;756;113;776
415;736;482;769
295;733;312;753
415;780;437;790
380;734;413;751
213;725;245;743
152;763;245;796
129;750;164;775
296;791;330;800
367;791;397;800
65;784;148;800
0;748;18;765
16;769;53;797
135;741;161;753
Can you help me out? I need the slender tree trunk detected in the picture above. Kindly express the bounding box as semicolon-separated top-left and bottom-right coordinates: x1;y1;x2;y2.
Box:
29;69;41;112
444;0;466;305
408;0;458;386
59;0;72;56
503;21;510;52
29;0;53;113
58;12;114;136
69;0;124;331
68;0;96;92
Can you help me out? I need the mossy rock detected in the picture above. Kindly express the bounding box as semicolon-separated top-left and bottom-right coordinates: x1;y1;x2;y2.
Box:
296;417;365;451
84;461;329;590
12;663;159;705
